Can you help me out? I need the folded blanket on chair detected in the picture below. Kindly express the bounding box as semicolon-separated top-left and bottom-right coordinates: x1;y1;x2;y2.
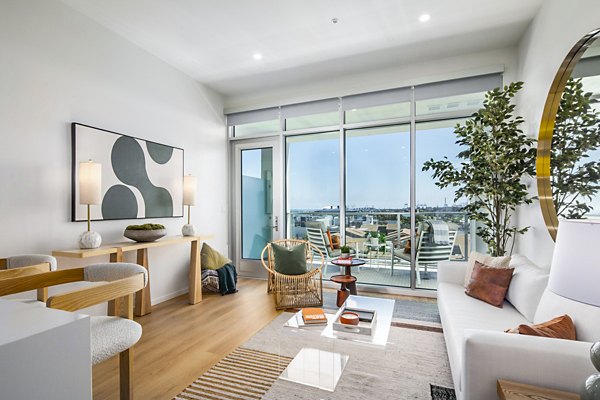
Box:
217;263;238;295
425;220;450;245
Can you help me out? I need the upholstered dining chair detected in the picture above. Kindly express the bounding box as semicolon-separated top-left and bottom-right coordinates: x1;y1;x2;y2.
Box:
0;254;57;302
0;262;148;400
261;239;324;310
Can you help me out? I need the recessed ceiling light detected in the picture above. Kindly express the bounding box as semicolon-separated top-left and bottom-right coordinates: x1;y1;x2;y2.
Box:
419;14;431;22
253;52;262;61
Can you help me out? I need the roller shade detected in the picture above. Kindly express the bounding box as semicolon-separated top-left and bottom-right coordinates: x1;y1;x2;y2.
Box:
342;87;412;110
415;73;503;101
573;55;600;79
226;107;279;126
281;98;339;119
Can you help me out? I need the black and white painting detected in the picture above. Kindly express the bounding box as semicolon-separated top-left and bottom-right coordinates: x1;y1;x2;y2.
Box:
72;123;184;221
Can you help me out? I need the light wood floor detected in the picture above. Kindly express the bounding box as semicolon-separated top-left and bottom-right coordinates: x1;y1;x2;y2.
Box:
93;278;435;399
92;278;280;400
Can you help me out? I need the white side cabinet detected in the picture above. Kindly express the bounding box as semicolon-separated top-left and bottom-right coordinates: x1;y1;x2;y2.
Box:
0;299;91;399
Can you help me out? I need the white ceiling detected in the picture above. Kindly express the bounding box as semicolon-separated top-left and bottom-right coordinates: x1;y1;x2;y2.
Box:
60;0;543;98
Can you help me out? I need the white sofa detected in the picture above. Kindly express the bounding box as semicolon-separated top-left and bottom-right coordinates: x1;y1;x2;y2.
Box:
437;256;600;400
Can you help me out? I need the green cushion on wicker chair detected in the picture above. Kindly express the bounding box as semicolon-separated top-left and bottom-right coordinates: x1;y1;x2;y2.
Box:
272;243;307;275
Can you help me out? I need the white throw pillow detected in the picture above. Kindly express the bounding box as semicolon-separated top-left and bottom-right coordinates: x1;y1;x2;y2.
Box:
463;251;512;287
505;255;549;321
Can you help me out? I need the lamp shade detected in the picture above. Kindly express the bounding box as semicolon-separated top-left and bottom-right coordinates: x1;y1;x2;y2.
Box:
183;175;197;206
79;161;102;205
548;219;600;307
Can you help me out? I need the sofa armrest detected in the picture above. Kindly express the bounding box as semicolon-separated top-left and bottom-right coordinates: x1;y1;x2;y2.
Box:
461;329;594;400
437;261;467;285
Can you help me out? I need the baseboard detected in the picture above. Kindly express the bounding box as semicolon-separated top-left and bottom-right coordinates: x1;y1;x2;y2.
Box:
322;280;438;298
151;288;189;306
241;275;438;299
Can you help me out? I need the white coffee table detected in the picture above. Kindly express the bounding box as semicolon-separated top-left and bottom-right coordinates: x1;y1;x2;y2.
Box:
280;295;395;391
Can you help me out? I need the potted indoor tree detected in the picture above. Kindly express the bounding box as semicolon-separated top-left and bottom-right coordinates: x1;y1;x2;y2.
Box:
423;82;537;256
551;77;600;219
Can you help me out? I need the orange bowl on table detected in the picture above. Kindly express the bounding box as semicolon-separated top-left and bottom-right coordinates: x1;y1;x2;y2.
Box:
340;312;360;325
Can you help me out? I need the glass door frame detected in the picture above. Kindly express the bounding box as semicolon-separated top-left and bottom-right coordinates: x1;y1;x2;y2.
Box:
231;136;283;278
229;96;481;290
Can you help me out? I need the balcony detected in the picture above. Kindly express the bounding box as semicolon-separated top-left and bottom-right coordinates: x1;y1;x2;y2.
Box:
289;209;471;290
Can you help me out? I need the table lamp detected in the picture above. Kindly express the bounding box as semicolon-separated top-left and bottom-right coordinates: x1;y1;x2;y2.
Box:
182;175;197;236
78;160;102;249
549;219;600;400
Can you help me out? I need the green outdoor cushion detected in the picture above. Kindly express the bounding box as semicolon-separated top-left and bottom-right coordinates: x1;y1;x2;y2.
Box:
201;243;231;270
272;243;307;275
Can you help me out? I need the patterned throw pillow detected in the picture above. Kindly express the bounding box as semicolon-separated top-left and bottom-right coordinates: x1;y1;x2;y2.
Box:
201;269;219;293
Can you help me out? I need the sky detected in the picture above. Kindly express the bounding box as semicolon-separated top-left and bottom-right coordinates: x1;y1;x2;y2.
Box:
284;123;464;210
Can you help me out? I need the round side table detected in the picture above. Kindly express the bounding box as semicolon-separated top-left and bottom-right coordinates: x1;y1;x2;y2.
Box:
330;258;365;307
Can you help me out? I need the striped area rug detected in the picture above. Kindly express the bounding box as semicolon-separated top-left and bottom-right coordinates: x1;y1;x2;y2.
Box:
173;347;293;400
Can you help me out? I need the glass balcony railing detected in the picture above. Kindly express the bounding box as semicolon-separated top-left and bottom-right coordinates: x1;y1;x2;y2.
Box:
287;209;471;290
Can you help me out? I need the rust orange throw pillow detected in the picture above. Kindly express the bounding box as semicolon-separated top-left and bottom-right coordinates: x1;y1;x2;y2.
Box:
326;230;335;251
506;315;577;340
465;261;514;307
331;234;341;249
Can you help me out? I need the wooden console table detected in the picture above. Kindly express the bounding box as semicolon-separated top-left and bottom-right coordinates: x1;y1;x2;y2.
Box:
497;379;580;400
53;235;213;317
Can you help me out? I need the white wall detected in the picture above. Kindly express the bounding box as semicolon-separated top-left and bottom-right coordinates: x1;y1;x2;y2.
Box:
515;0;600;267
224;47;518;112
0;0;227;306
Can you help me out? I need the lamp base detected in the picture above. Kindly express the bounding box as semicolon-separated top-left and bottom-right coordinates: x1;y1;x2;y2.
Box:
582;374;600;400
79;231;102;249
182;224;196;237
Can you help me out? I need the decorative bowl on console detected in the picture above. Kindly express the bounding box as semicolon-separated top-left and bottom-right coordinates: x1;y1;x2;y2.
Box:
124;224;167;242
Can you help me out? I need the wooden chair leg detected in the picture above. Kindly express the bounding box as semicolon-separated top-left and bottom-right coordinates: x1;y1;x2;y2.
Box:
120;348;133;400
36;287;48;302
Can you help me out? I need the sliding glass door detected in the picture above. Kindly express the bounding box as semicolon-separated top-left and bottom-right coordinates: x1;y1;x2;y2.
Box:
345;125;411;287
286;131;341;246
228;73;499;290
415;120;469;289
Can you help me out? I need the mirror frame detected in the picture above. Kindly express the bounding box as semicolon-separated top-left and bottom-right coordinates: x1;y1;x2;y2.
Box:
537;28;600;240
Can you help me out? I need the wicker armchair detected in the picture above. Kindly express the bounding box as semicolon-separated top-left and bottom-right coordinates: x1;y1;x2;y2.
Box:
261;239;324;310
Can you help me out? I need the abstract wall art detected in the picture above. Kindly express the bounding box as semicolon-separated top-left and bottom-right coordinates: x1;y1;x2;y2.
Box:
72;123;184;221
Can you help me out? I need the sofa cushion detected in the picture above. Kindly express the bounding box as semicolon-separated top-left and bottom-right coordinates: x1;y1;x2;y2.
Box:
506;255;549;321
506;314;577;340
465;262;514;308
438;281;530;391
464;252;511;287
534;289;600;343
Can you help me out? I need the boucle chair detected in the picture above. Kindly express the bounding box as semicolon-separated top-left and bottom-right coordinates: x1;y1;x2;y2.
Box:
0;254;57;302
0;262;148;400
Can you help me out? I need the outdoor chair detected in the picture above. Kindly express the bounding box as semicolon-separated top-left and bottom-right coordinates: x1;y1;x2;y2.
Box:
393;228;457;283
305;224;341;274
261;239;324;310
0;262;148;400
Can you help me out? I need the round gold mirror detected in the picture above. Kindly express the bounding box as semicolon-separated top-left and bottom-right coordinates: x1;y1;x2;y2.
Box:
537;28;600;240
